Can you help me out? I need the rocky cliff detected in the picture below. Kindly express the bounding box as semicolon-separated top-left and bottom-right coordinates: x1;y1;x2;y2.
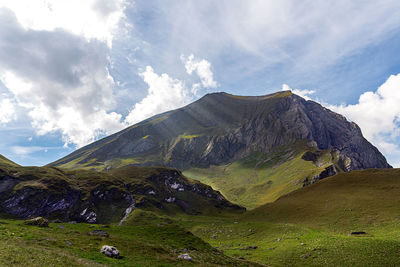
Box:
0;160;243;223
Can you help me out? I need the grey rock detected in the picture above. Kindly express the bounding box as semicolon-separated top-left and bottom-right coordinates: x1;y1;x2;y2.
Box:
101;245;119;258
24;217;49;227
89;230;109;237
178;253;192;261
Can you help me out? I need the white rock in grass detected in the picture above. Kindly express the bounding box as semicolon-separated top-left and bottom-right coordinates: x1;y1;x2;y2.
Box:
101;245;119;258
178;253;192;261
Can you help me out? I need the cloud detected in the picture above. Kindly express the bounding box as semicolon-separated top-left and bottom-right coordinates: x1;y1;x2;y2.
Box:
282;84;316;101
10;145;52;156
286;74;400;167
329;73;400;159
125;66;190;125
0;97;15;123
0;8;126;147
130;1;400;86
0;0;127;46
181;54;217;89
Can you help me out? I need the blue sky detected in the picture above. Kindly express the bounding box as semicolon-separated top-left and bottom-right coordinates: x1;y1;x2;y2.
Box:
0;0;400;167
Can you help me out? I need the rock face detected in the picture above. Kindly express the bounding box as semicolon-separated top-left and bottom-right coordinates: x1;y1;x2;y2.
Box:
51;91;391;172
0;163;243;223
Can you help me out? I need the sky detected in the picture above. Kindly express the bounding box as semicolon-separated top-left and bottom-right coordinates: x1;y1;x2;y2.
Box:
0;1;400;167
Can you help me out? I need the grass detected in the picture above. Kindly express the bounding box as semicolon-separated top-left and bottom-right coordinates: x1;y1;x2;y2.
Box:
186;218;400;267
247;169;400;231
184;143;335;209
0;217;260;266
0;154;19;167
177;169;400;266
2;168;400;266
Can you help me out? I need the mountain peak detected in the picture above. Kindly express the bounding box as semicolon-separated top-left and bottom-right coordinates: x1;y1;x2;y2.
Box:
202;90;293;101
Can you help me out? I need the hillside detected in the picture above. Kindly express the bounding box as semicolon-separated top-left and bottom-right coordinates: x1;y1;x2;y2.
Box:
186;169;400;266
0;157;243;223
0;154;19;167
246;168;400;230
50;91;391;208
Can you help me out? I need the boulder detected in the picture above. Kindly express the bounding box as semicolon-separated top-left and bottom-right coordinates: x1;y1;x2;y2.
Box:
101;245;119;258
24;217;49;227
178;253;192;261
89;230;109;237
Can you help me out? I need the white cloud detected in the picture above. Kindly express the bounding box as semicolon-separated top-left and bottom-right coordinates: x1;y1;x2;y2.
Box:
181;54;217;89
125;66;191;125
329;73;400;159
282;84;316;101
0;97;15;123
286;74;400;167
0;0;127;46
150;1;400;75
0;8;127;147
10;145;49;156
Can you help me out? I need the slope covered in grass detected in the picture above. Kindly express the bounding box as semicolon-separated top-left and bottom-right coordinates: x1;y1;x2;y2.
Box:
247;169;400;231
184;142;340;209
0;218;260;267
0;154;19;167
182;169;400;266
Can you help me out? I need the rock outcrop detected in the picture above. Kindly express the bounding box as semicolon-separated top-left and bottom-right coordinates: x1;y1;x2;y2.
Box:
0;164;244;223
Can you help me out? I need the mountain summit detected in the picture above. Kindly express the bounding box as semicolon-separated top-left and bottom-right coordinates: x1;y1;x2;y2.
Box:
51;91;391;208
52;91;390;170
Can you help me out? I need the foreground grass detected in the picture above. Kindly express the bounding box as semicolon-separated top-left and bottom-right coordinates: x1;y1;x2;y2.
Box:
0;218;258;267
3;213;400;266
183;218;400;267
2;169;400;266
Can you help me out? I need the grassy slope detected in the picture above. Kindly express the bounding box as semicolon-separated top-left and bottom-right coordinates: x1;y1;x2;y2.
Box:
184;143;335;209
0;154;19;167
183;169;400;266
247;168;400;230
0;218;260;267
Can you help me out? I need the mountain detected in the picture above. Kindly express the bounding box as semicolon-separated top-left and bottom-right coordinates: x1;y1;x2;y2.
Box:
0;155;243;223
50;91;391;208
